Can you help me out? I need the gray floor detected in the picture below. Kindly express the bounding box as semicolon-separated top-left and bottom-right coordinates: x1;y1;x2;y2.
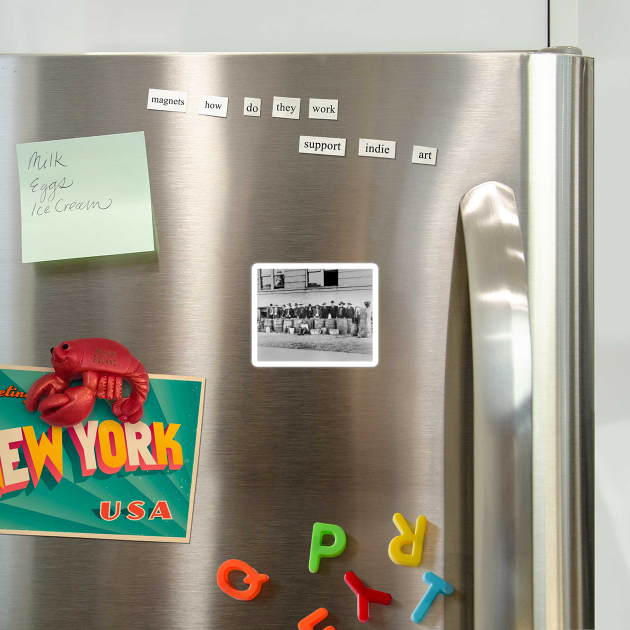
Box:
257;346;373;362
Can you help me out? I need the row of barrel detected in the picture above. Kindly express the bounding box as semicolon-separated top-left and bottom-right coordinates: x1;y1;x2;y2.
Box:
262;317;361;335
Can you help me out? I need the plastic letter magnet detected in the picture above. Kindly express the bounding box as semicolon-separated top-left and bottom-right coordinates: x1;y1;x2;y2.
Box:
298;607;335;630
309;522;347;573
344;571;392;622
388;512;427;567
410;571;454;623
216;559;269;601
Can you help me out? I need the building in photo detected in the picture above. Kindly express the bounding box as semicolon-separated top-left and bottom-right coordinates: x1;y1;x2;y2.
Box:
256;268;373;319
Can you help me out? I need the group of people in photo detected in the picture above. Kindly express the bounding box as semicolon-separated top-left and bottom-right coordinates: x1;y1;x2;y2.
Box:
266;300;358;321
259;299;370;336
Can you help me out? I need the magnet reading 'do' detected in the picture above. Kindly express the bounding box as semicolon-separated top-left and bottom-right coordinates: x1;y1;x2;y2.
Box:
26;338;149;427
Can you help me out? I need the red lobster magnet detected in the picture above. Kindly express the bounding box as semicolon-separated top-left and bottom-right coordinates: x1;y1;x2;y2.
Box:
26;338;149;428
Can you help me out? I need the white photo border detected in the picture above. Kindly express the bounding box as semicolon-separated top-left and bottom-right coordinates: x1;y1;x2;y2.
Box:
251;263;379;368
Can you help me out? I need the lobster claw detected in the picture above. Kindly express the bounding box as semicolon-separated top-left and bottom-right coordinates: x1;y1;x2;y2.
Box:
112;398;144;424
37;386;96;428
25;373;67;413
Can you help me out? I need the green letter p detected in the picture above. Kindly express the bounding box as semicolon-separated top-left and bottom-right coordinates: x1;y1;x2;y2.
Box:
308;522;347;573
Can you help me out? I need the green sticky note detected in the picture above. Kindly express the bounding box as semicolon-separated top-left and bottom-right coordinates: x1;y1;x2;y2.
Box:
16;131;155;263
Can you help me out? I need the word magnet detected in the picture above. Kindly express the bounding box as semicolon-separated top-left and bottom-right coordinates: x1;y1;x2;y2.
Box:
388;512;427;566
358;138;396;159
272;96;300;119
344;571;392;622
411;145;438;165
299;136;346;157
216;559;269;601
309;522;346;573
198;95;228;118
244;97;261;117
308;98;338;120
147;88;187;112
411;572;454;624
298;608;335;630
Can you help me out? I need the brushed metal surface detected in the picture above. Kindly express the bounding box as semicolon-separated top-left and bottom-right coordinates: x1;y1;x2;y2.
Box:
460;182;533;630
0;52;593;629
527;52;595;629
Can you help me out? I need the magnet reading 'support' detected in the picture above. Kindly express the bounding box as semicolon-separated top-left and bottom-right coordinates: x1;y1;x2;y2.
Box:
216;559;269;601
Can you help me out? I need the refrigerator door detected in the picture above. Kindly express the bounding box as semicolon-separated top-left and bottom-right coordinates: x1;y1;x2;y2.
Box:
0;52;593;629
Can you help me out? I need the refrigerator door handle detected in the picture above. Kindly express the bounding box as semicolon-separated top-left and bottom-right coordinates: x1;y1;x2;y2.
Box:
460;181;533;629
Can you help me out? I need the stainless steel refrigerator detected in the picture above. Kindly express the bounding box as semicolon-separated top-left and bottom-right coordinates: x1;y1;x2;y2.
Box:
0;50;593;629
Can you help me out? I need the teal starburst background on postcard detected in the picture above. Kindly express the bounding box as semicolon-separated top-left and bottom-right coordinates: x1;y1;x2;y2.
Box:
0;368;203;541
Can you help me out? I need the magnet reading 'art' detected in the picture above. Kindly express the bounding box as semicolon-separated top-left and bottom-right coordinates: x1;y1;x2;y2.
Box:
216;559;269;601
308;522;347;573
388;512;427;567
25;338;149;427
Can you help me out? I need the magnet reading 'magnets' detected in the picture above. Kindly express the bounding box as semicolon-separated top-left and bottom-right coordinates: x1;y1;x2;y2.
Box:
25;338;149;427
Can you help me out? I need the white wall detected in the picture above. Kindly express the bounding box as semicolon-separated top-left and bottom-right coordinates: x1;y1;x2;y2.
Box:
576;2;629;627
0;0;547;53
